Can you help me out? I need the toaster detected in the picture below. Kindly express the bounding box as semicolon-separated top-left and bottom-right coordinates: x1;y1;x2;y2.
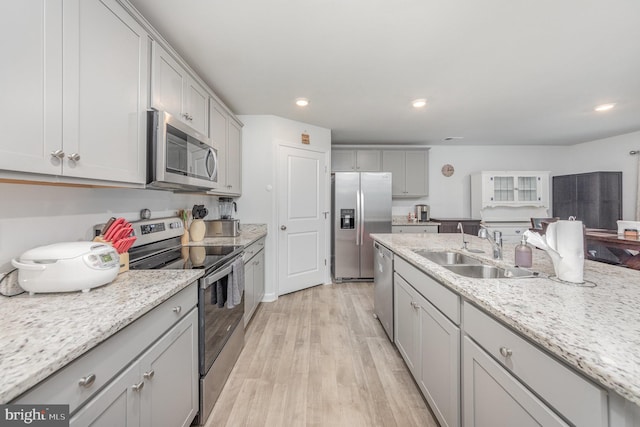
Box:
205;219;240;237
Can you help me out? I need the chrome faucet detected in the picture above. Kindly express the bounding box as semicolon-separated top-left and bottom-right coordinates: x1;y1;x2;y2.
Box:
478;226;503;260
457;222;469;250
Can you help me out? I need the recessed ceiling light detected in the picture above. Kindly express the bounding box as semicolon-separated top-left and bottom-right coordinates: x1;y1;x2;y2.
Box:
295;98;309;107
412;99;427;108
594;103;615;112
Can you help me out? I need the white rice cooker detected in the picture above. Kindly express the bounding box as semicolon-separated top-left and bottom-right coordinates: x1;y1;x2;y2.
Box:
11;242;120;295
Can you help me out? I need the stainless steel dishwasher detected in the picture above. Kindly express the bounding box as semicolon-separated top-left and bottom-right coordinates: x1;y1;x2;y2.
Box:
373;242;393;342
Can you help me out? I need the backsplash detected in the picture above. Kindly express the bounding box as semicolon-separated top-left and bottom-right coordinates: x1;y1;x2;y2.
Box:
0;183;222;274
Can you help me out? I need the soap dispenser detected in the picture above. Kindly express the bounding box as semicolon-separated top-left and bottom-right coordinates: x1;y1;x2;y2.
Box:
515;235;532;268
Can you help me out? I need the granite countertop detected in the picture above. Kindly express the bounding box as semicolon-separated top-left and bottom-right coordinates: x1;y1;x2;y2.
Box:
371;232;640;406
0;225;268;403
185;223;267;246
0;269;204;403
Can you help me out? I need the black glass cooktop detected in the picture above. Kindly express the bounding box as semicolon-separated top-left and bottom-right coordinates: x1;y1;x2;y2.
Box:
129;243;243;272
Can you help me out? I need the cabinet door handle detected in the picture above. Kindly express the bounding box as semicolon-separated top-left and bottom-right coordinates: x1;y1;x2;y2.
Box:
172;306;182;314
143;370;155;380
499;346;513;358
132;381;144;392
410;301;419;309
51;149;65;159
67;153;81;162
78;374;96;388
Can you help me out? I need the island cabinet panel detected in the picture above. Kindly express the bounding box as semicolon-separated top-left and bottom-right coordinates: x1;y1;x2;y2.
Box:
394;273;420;376
418;295;460;427
394;257;461;427
394;257;459;324
463;337;569;427
463;302;608;427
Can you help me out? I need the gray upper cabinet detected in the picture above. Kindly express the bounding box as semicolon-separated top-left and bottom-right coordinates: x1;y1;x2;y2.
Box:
382;150;429;197
208;97;242;196
1;0;62;176
151;42;208;136
331;149;381;172
1;0;149;184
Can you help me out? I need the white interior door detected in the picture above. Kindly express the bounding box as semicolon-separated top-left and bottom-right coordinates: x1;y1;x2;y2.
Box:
278;146;326;295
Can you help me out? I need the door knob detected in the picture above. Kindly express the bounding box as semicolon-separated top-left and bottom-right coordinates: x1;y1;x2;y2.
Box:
280;225;287;230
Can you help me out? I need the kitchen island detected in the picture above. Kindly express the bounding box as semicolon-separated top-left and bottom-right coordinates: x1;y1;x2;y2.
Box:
372;232;640;425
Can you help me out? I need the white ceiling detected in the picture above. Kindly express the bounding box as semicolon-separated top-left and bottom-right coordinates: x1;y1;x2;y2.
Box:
129;0;640;146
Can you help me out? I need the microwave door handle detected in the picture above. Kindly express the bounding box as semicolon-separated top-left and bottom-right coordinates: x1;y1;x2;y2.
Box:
201;264;233;289
206;148;218;179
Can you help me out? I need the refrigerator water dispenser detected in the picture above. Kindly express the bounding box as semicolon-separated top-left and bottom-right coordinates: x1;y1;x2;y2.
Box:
340;209;355;229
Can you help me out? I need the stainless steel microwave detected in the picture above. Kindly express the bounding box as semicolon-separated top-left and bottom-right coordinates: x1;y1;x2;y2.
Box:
147;110;218;191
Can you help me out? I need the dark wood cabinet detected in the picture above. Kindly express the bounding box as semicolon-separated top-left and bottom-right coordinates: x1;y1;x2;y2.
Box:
552;172;622;230
433;219;481;235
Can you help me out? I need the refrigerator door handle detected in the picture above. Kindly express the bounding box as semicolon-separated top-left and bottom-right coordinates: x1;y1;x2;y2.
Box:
355;189;361;246
360;189;365;245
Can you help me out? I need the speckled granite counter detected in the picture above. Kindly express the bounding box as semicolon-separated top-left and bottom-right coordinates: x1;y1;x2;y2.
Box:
186;223;267;246
371;232;640;406
0;269;203;403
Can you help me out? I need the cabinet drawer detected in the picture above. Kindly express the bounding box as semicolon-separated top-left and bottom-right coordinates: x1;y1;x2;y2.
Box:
463;302;608;427
395;257;460;324
392;225;438;234
243;237;265;262
14;282;198;414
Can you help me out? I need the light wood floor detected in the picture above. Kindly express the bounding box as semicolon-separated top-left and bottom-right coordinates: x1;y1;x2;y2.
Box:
205;282;438;427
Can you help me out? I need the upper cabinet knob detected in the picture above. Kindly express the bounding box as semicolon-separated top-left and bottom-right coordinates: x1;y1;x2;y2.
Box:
68;153;81;162
50;149;65;159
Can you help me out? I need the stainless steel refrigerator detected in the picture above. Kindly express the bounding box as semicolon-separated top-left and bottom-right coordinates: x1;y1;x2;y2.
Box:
331;172;392;281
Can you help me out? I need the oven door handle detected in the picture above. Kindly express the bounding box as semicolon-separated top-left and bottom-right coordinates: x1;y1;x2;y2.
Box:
201;264;234;289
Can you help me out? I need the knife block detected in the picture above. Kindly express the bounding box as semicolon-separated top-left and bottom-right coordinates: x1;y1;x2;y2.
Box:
92;236;129;274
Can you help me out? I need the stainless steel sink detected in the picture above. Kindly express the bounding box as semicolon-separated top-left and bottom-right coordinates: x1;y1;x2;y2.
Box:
413;250;483;266
443;264;537;279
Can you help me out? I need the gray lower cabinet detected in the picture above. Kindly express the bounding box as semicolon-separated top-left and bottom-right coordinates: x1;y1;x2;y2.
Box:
391;253;610;427
463;336;568;427
394;261;460;427
244;238;266;327
15;283;199;426
394;273;420;375
392;225;438;233
463;302;608;427
70;308;198;427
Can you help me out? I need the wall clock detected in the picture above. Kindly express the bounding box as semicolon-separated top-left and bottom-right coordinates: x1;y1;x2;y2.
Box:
441;164;455;177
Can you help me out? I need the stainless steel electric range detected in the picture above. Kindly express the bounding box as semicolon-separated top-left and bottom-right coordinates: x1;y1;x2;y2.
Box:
123;216;245;425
